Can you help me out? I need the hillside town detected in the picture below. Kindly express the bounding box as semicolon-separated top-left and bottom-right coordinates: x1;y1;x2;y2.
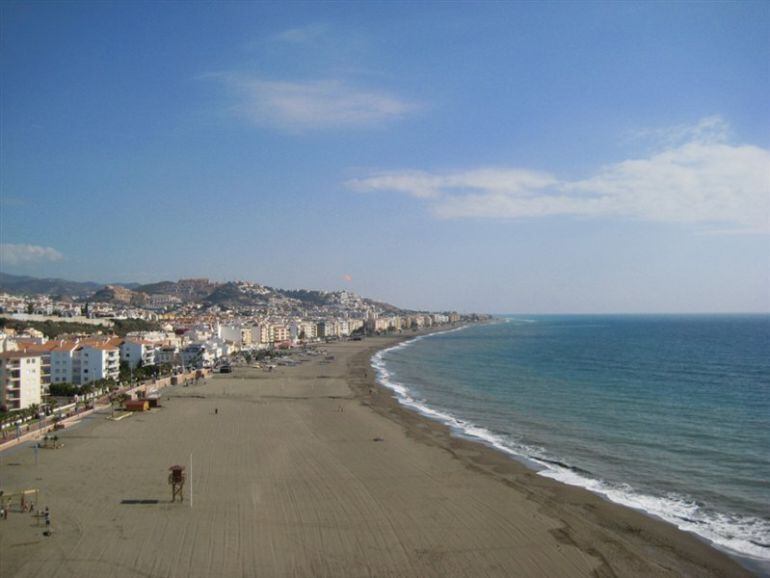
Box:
0;277;487;416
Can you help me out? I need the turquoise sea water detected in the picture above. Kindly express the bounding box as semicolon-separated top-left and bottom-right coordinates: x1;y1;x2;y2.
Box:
373;315;770;571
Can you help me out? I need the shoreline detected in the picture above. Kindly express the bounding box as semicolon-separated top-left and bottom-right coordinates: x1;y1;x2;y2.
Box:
354;327;758;577
0;328;755;577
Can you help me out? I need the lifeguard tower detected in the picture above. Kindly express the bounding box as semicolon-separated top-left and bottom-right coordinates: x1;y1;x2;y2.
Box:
168;465;186;502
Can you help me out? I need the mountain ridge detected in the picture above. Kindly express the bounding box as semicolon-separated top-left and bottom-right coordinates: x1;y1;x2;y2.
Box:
0;272;410;313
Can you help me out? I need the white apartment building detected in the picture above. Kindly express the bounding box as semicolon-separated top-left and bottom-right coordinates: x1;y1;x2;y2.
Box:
181;344;215;368
0;351;43;412
74;344;120;385
47;342;79;384
120;339;156;369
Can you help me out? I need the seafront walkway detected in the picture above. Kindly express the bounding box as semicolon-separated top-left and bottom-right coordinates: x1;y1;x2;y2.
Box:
0;369;210;453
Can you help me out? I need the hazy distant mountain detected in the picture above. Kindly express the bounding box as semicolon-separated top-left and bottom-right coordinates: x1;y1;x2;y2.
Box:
0;272;140;297
0;272;103;296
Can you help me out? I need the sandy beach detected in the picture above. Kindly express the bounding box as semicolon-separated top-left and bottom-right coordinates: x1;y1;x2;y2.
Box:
0;335;752;577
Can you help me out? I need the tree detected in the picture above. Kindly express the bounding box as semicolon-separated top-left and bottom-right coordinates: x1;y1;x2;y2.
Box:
119;361;131;382
49;383;79;397
27;303;34;314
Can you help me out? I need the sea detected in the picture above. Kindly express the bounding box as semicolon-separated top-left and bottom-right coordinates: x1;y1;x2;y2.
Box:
372;315;770;573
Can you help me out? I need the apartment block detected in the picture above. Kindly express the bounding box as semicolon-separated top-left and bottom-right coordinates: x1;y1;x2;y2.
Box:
120;339;156;369
0;351;43;411
74;344;120;385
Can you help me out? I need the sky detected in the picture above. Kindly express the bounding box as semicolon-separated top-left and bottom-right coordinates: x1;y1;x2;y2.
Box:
1;1;769;313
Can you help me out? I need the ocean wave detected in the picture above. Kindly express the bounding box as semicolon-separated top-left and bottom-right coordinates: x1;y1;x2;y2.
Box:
538;466;770;561
371;334;770;564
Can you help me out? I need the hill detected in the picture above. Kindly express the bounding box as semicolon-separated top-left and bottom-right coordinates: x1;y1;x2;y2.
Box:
91;285;147;306
1;273;407;313
0;272;102;296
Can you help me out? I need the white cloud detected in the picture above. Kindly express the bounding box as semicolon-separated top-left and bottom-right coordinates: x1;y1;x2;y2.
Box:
215;74;416;131
348;119;770;233
1;244;64;266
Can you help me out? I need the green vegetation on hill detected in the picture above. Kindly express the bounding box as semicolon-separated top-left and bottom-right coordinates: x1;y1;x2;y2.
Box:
0;317;159;338
112;319;160;335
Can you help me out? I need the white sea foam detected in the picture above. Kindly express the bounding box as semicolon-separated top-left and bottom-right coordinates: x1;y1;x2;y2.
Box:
538;465;770;562
371;329;770;564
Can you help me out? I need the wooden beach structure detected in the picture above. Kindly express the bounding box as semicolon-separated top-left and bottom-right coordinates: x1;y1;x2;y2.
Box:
0;488;39;515
168;465;185;502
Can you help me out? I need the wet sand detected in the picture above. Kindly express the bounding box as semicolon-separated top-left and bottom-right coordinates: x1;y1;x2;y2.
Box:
0;335;752;577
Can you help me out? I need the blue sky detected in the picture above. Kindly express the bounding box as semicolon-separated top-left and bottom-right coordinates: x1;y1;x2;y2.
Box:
1;1;768;313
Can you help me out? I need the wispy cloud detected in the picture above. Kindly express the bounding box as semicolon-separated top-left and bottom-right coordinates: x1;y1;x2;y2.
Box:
211;73;417;132
629;115;731;148
349;169;557;200
272;24;330;45
1;244;64;266
348;118;770;233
